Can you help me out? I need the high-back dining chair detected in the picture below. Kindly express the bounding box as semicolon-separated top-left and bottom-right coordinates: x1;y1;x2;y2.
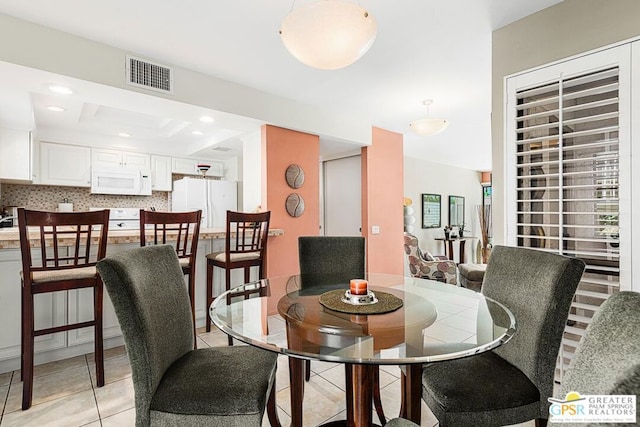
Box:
139;209;201;337
297;236;386;423
205;210;270;341
557;290;640;422
18;208;110;410
418;245;585;426
298;236;365;290
97;244;279;427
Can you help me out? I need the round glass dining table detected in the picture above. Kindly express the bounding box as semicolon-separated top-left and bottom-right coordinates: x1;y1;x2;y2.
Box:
210;273;515;427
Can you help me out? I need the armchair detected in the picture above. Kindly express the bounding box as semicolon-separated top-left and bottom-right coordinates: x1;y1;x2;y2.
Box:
403;232;457;284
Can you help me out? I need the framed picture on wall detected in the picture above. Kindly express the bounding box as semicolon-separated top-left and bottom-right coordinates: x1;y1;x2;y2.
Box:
448;195;465;228
421;193;441;228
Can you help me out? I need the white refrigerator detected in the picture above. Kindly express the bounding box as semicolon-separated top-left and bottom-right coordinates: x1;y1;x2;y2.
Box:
172;177;237;228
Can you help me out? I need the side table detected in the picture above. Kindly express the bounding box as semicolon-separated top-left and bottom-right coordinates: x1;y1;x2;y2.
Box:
434;237;476;264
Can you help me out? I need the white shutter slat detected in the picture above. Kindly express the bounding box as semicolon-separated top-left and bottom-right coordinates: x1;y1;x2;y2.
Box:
563;97;618;114
575;289;612;299
563;82;619;102
581;277;619;286
562;125;619;139
568;313;592;324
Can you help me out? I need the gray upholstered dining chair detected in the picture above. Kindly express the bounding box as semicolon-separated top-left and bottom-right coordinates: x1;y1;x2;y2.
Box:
417;245;585;427
298;235;365;292
297;236;386;423
556;290;640;425
96;244;279;427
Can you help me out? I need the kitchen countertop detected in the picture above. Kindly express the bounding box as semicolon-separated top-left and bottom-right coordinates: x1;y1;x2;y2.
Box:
0;227;284;249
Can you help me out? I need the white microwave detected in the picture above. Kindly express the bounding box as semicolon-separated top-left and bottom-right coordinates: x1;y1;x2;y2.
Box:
91;168;152;196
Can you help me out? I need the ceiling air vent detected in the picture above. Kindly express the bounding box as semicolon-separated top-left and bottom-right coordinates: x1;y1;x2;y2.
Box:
212;147;233;152
126;55;173;94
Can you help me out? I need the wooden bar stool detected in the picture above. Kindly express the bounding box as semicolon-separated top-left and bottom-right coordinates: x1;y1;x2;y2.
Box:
17;208;110;410
205;210;270;345
139;210;202;339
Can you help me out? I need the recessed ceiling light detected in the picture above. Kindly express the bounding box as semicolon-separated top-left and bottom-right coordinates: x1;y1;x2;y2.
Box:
47;106;65;112
48;85;73;95
199;116;214;123
118;132;131;138
192;130;204;136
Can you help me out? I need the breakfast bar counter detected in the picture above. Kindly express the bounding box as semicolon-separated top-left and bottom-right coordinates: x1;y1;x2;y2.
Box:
0;225;284;374
0;226;284;249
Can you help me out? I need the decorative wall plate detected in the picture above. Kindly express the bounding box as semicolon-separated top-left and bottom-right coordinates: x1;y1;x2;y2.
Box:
285;193;305;217
285;164;305;189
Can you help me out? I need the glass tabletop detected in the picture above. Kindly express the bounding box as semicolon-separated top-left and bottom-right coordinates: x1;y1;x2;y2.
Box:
209;273;515;365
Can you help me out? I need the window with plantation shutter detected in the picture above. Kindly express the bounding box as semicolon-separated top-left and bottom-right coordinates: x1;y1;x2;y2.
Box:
506;45;632;381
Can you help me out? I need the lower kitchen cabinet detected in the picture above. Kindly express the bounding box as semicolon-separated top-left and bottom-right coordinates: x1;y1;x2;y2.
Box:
0;244;124;373
0;249;67;370
67;244;137;347
0;238;246;373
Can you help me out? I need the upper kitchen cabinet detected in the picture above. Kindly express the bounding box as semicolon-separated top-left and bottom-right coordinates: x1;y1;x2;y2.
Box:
0;128;33;182
92;148;151;170
172;157;224;178
150;155;172;191
40;142;91;187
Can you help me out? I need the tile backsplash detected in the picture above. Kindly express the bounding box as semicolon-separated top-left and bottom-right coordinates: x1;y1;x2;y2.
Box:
0;184;170;212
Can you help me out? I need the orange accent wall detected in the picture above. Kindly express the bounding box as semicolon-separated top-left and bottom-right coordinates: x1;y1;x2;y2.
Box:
362;127;404;275
262;125;320;279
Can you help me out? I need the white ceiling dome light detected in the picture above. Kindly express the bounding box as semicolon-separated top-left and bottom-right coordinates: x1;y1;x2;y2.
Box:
410;99;449;136
279;0;377;70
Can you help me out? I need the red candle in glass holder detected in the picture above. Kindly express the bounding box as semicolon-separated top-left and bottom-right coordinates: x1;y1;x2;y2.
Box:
350;279;368;295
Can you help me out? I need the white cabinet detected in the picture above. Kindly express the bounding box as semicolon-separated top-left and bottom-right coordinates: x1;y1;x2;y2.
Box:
0;249;66;367
40;142;91;187
0;250;23;362
92;148;151;170
151;155;172;191
0;128;32;182
67;243;139;346
172;157;224;178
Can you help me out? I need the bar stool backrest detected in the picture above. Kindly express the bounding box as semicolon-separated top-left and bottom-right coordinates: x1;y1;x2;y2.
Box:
18;208;110;275
139;209;202;266
225;210;271;260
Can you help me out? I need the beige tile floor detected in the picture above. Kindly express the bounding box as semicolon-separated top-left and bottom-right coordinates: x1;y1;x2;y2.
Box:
0;326;537;427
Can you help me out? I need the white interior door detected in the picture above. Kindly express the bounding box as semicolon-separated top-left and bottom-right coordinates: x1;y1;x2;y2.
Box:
323;155;361;236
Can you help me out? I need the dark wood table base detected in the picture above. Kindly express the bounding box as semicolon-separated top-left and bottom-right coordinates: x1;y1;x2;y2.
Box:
400;364;423;424
289;358;306;426
288;359;421;427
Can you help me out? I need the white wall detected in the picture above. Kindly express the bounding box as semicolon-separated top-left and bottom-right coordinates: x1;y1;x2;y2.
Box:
403;156;483;269
241;130;262;213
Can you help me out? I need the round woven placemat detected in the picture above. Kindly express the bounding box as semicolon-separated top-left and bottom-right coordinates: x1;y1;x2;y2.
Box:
319;289;403;315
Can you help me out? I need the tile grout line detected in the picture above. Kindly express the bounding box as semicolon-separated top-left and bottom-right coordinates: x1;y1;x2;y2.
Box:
86;354;104;426
0;371;13;424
